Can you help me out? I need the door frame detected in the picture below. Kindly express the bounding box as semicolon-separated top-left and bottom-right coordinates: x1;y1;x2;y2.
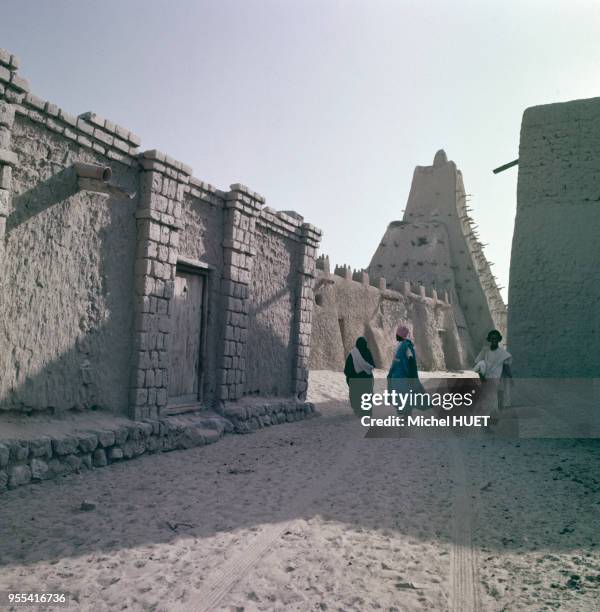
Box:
167;257;212;413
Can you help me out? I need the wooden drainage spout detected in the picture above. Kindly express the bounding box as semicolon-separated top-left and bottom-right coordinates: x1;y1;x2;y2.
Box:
73;162;135;198
74;162;112;182
492;159;519;174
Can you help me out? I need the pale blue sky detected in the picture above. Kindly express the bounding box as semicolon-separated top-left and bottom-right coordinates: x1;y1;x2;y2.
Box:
3;0;600;301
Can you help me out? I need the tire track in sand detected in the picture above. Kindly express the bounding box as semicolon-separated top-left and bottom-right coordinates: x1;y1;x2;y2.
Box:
171;416;361;612
449;437;481;612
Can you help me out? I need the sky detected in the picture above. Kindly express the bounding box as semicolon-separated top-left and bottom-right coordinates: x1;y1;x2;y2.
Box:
3;0;600;302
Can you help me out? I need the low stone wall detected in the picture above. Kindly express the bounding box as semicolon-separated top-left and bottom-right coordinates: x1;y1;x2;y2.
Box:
0;399;317;492
223;398;317;433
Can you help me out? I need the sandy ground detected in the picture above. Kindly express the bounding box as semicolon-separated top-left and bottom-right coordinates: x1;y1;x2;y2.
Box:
0;370;599;611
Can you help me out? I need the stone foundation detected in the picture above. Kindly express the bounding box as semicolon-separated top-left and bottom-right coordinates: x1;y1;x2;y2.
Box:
222;398;318;433
0;399;317;492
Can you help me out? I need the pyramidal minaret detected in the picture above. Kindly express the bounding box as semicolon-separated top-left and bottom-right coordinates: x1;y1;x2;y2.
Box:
368;150;506;359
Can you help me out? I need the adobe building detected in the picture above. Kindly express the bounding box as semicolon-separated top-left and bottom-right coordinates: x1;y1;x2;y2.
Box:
310;258;462;372
0;49;320;489
508;98;600;377
311;151;507;372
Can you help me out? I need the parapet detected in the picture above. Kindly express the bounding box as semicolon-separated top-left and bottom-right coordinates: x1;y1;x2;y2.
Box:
0;49;146;167
0;47;321;243
317;256;450;305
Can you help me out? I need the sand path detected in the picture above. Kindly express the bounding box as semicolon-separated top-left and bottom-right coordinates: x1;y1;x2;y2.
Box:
1;370;599;611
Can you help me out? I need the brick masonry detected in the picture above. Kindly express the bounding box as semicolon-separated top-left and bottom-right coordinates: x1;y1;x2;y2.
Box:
130;153;190;420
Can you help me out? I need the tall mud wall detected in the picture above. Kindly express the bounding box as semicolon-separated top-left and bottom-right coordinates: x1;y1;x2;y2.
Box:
0;47;322;420
245;224;298;396
508;98;600;377
310;266;466;372
0;115;139;415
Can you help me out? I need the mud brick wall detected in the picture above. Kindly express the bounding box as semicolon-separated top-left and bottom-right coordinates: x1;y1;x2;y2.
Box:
508;98;600;376
309;259;464;372
0;48;322;421
245;224;298;397
0;55;141;414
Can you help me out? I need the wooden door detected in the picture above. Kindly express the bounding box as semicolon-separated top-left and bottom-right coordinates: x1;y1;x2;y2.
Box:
169;270;205;404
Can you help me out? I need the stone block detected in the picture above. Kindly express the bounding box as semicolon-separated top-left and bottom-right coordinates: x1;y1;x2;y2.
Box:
151;260;164;278
154;279;165;297
113;137;129;154
107;447;124;461
9;441;29;462
78;433;98;453
0;148;18;166
0;443;8;468
0;165;11;190
42;102;58;117
136;350;152;370
4;88;24;104
30;458;50;480
158;315;171;334
146;240;159;259
145;368;155;387
77;134;92;148
58;108;77;126
63;454;82;472
97;430;116;448
92;448;107;467
130;387;148;406
114;426;129;446
135;258;153;276
28;437;52;458
0;126;11;149
114;123;129;141
64;127;77;141
132;367;145;387
8;464;31;488
157;298;168;315
0;470;7;492
74;120;94;139
139;220;162;243
0;49;10;67
0;65;10;83
135;275;155;296
47;458;67;478
157;244;169;262
150;192;168;212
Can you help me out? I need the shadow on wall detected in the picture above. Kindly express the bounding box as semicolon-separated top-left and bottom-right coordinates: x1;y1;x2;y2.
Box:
0;165;138;416
245;284;297;398
6;167;77;232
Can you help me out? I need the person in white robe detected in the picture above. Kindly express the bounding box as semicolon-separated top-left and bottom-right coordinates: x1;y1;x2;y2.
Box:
474;329;513;420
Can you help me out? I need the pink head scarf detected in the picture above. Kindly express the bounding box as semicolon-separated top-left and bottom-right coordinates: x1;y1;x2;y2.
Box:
396;324;410;339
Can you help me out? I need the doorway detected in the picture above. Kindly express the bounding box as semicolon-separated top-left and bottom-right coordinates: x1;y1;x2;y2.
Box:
168;265;207;408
